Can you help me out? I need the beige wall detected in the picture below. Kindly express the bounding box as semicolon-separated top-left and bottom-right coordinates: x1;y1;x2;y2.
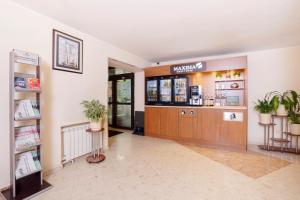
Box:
247;47;300;144
0;0;148;189
154;46;300;145
134;71;145;111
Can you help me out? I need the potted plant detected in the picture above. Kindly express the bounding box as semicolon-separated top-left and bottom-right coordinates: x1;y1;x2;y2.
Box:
215;71;223;80
266;90;300;116
233;71;241;79
254;99;273;124
288;111;300;135
81;100;107;130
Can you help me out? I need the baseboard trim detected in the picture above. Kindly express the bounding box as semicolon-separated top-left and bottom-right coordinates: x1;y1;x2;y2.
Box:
0;186;9;192
43;166;63;177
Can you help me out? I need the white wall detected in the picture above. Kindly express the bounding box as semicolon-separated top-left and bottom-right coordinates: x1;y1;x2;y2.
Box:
0;0;149;189
134;71;145;111
247;47;300;144
154;46;300;145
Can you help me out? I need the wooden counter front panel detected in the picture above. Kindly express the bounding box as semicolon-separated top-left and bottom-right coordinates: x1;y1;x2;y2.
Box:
198;109;220;144
145;107;247;150
160;108;179;137
145;107;161;135
219;110;247;148
178;109;197;139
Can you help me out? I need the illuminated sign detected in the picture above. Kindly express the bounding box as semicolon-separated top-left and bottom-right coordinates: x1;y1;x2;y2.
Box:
170;62;206;74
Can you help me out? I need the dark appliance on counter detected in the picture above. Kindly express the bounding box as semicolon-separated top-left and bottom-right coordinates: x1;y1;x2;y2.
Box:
145;76;189;105
190;85;203;105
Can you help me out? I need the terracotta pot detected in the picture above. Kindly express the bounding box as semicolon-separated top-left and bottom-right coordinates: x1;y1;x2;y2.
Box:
276;104;288;116
259;113;272;124
291;124;300;135
90;120;102;131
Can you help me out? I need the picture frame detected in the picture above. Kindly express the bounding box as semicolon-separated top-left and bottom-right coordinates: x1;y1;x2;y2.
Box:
52;29;83;74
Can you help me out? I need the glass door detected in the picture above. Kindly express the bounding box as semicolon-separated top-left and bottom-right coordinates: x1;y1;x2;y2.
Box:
109;73;134;129
146;79;158;104
108;81;113;126
174;77;188;104
159;78;172;103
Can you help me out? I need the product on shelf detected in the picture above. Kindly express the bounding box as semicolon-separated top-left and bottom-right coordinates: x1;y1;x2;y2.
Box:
27;77;40;90
15;125;40;151
15;150;41;179
14;77;27;89
14;99;40;120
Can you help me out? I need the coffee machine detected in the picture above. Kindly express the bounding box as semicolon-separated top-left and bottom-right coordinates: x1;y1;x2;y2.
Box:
190;85;203;105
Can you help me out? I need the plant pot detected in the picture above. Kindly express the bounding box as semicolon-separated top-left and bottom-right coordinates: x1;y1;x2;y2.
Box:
259;113;272;124
90;120;102;131
276;104;288;116
291;124;300;135
234;75;240;80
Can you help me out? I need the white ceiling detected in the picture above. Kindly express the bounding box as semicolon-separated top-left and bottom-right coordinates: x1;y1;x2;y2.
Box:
11;0;300;62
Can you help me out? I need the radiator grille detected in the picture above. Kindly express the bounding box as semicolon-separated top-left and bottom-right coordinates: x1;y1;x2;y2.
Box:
61;122;92;165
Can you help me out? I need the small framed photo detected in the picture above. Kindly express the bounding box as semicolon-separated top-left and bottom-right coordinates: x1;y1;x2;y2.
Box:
52;29;83;74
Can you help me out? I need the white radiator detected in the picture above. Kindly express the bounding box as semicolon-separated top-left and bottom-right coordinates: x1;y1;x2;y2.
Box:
61;122;92;166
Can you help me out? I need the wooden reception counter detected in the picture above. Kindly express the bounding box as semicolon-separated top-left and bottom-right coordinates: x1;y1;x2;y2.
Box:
144;56;248;150
145;105;247;150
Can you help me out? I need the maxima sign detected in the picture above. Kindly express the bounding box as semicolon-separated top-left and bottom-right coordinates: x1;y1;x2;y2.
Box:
170;61;206;74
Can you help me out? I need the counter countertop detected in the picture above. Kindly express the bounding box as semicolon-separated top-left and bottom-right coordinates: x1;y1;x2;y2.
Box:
145;105;247;110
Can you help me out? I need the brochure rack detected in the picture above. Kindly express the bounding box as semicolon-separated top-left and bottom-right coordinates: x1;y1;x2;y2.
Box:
1;50;51;200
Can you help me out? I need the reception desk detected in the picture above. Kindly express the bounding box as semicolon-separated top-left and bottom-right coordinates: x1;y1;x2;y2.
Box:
144;56;248;150
145;105;247;150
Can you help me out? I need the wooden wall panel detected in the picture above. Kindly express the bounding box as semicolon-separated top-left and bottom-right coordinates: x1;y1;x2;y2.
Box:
144;56;247;77
198;109;220;144
145;106;247;150
178;109;197;139
145;107;161;135
144;65;171;77
219;110;247;148
160;107;179;138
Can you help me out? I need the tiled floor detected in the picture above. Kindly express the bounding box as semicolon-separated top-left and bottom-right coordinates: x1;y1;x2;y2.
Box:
182;143;291;178
2;132;300;200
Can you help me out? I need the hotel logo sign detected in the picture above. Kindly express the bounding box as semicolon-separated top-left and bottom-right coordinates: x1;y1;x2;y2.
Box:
170;61;206;74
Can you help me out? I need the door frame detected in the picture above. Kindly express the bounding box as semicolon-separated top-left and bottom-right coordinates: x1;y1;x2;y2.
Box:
108;73;134;130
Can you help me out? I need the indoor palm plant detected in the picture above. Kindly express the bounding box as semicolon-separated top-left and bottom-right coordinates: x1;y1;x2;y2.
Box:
266;90;300;116
288;111;300;135
254;99;273;124
81;100;107;130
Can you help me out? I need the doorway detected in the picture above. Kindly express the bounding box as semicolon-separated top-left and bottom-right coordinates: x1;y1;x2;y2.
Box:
108;67;134;130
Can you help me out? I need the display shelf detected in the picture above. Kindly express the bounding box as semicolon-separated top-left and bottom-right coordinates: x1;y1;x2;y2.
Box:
14;116;41;121
16;169;42;180
1;180;52;200
1;49;52;200
215;79;245;82
283;131;300;136
258;122;276;126
270;138;290;143
215;88;244;91
15;143;41;154
15;88;41;93
258;145;300;154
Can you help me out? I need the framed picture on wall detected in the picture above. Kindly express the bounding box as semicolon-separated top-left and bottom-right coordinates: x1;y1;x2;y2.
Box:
52;29;83;74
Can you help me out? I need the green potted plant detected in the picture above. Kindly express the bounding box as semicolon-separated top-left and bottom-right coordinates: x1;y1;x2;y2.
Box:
215;71;223;80
254;99;273;124
288;111;300;135
81;100;107;130
233;71;241;79
266;90;300;116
